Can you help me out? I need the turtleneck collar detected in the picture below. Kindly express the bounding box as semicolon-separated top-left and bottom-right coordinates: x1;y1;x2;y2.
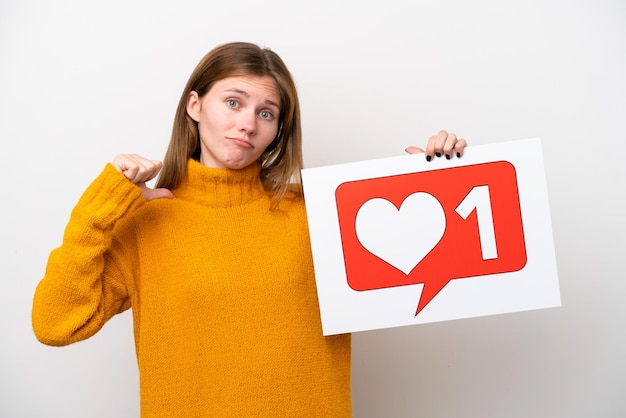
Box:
172;159;267;208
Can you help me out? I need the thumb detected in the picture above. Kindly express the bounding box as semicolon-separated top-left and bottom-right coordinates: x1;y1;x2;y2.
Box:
139;183;174;201
405;146;425;154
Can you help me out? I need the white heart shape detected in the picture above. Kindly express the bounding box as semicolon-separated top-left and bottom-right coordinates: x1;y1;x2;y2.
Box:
355;192;446;275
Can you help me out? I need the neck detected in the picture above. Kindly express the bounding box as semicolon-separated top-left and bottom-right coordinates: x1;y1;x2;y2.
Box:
173;159;267;207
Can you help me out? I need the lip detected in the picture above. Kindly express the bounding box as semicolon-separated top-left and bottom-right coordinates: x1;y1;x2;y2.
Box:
228;137;253;149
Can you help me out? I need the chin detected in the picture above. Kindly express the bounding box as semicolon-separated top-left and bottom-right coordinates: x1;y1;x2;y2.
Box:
223;160;253;170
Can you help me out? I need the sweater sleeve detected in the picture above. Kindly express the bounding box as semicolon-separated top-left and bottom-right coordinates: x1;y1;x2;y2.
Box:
32;163;146;346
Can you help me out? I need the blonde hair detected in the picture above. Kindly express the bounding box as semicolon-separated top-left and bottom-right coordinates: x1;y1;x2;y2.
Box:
156;42;303;206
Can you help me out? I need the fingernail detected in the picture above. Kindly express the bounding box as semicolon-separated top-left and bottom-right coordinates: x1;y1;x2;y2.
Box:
457;152;461;158
426;155;432;162
435;152;442;158
445;154;450;160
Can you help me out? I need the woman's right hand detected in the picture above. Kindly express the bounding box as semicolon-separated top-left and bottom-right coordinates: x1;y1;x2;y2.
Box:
112;154;174;201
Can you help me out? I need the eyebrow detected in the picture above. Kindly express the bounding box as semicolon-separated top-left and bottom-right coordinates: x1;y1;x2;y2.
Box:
225;88;281;110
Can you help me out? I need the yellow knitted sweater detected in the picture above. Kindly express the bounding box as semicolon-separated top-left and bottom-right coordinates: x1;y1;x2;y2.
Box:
32;159;352;417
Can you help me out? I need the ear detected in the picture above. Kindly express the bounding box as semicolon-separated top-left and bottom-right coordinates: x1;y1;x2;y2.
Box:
186;91;201;122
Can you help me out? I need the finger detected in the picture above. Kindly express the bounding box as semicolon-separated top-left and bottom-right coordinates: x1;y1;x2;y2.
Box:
122;163;142;183
433;130;449;158
113;154;143;182
430;129;457;159
453;138;468;158
424;130;450;161
424;134;439;161
126;155;162;183
405;146;425;154
113;154;163;184
137;159;163;183
441;132;458;159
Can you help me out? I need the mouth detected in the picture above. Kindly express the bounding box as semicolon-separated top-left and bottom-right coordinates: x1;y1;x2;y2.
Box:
228;137;253;149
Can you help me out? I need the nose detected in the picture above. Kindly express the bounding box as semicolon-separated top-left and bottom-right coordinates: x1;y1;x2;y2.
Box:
238;110;257;135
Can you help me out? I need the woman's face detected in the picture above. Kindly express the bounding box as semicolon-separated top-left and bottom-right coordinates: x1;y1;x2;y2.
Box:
186;75;281;170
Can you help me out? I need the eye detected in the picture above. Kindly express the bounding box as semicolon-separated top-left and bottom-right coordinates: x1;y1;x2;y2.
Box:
226;99;239;109
259;110;274;120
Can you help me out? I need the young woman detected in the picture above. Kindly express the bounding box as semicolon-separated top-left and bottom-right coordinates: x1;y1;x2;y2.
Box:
32;41;467;417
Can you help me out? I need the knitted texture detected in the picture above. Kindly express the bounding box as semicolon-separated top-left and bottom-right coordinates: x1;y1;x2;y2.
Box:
32;159;352;417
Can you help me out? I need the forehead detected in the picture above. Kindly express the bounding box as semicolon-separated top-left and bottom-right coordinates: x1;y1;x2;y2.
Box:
211;75;281;107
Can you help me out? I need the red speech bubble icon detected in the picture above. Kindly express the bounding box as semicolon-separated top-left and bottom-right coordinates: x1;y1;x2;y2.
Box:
335;161;527;315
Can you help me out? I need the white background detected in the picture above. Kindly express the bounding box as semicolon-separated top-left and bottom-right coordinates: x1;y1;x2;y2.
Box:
1;0;624;417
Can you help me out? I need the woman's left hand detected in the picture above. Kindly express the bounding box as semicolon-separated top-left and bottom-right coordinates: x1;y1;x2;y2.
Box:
405;130;468;161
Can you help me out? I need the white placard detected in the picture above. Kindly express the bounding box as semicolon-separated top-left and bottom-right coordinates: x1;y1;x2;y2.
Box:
302;138;560;335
